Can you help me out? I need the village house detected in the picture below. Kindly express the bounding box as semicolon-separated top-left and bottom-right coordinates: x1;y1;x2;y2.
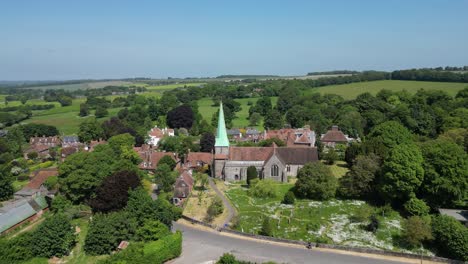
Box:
320;125;357;148
186;152;213;170
134;144;178;171
264;127;316;147
213;103;319;182
244;128;261;142
62;136;82;148
25;136;61;159
227;128;242;140
147;127;175;147
14;168;58;199
172;170;194;206
0;196;48;235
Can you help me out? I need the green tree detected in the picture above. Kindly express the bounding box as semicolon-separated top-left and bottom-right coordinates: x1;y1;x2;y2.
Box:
419;139;468;208
136;220;170;242
0;171;14;201
365;121;413;158
50;195;72;213
248;112;261;126
246;166;258;186
95;105;108;118
263;109;283;130
84;211;137;255
200;132;215;153
255;96;272;116
431;215;468;261
249;179;277;198
285;105;308;128
401;216;433;248
32;214;76;257
324;148;338;165
378;143;424;202
295;162;337;200
79;103;89;117
78;118;104;143
158;155;176;170
206;197;224;222
338;154;380;199
403;196;430;216
154;164;176;193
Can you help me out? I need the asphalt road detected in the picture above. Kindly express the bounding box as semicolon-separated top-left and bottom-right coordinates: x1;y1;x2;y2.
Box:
172;222;406;264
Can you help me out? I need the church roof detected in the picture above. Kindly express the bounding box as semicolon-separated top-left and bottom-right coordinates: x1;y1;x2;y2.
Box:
229;147;274;161
275;147;318;164
215;102;230;147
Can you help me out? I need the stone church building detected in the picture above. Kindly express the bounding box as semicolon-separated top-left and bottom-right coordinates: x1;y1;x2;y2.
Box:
213;103;318;182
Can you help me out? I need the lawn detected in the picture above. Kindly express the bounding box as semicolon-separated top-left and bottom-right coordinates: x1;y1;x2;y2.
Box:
326;161;349;178
198;97;278;129
305;80;468;100
225;183;432;255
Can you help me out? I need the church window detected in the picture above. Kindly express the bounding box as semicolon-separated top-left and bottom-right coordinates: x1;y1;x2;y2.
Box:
271;165;279;177
287;165;291;172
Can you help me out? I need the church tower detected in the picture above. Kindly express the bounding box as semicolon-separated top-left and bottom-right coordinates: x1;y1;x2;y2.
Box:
213;102;229;179
214;102;230;155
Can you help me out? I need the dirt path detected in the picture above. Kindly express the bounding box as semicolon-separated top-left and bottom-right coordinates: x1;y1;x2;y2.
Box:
209;178;235;228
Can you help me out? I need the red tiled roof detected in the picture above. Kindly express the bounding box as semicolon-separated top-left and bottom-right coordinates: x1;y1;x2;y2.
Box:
138;151;176;170
180;171;194;187
321;126;348;142
187;152;212;165
27;168;59;189
61;146;79;156
149;128;164;138
214;154;228;159
229;147;274;161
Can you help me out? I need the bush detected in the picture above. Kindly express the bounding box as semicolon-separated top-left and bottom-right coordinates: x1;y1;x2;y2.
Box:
50;195;72;213
324;149;338;165
31;214;76;258
0;232;35;264
366;215;379;233
84;211;137;255
27;152;38;160
431;215;468;261
206;197;224;222
249;179;277;198
259;217;274;237
350;204;373;223
282;191;295;205
136;220;170;242
44;176;58;190
295;162;337;200
403;197;430;216
401;216;432;248
98;231;182;264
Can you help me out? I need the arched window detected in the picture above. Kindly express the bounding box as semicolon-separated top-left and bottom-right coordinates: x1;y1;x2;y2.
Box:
271;165;279;177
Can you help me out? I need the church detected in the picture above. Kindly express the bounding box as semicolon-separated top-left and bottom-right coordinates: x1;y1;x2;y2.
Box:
213;103;319;182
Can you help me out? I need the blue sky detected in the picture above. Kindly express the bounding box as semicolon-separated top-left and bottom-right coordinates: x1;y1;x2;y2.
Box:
1;0;467;80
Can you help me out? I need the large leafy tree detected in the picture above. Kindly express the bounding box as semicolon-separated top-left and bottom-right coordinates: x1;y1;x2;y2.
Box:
377;143;424;202
263;109;284;130
365;121;413;158
0;170;14;201
154;164;176;193
200;132;215;153
89;170;141;213
285;105;308;128
78;118;104;143
419;139;468;208
166;105;194;129
339;154;380;199
295;162;337;200
32;214;76;258
158;155;176;170
431;215;468;261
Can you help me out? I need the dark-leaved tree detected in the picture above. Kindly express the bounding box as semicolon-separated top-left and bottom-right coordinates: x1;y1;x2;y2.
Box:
89;170;141;213
167;105;194;129
200;132;215;153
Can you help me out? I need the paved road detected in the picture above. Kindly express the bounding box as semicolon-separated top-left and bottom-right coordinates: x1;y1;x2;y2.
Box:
209;178;235;227
172;222;406;264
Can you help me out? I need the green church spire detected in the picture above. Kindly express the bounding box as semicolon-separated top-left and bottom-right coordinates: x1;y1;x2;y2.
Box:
215;102;230;147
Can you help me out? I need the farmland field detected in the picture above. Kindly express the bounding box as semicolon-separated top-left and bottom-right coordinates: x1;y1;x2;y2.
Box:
305;80;468;99
225;182;433;255
23;81;132;91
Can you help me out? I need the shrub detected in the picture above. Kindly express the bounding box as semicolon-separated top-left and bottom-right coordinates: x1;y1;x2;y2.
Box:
350;204;373;223
431;215;468;261
324;148;338;165
295;162;337;200
50;195;72;213
44;176;58;190
84;211;137;255
259;217;274;237
31;214;76;258
136;220;170;242
401;216;432;248
249;179;277;198
403;197;430;216
0;232;34;264
27;152;38;160
206;197;224;222
282;191;295;205
366;215;379;233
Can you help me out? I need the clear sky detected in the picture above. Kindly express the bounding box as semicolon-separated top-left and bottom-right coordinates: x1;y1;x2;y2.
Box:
1;0;468;80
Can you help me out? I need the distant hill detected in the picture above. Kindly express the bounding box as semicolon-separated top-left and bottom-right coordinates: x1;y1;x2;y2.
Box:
307;70;359;76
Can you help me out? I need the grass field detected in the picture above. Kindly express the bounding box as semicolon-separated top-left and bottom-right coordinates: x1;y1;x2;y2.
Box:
198;97;278;128
143;82;204;91
23;81;132;91
305;80;468;99
225;183;432;254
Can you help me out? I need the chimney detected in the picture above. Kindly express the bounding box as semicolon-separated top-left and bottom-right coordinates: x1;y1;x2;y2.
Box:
332;125;339;131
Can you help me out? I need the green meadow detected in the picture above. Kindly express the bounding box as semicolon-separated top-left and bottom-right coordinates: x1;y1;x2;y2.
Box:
198;97;278;128
305;80;468;100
